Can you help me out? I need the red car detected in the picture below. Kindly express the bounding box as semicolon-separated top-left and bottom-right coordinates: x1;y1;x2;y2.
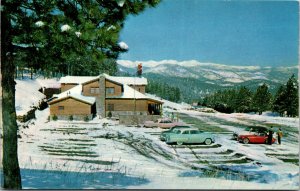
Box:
238;132;276;144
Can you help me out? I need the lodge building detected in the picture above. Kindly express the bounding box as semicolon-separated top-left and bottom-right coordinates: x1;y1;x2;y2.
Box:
48;73;163;123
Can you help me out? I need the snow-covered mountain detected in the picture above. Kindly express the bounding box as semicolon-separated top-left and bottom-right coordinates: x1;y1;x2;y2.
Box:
117;60;298;102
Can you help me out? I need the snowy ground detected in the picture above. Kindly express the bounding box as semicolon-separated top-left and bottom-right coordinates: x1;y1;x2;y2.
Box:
16;107;299;189
2;77;299;189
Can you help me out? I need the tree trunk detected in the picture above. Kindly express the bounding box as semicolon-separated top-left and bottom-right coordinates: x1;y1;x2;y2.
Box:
1;10;22;189
21;67;24;79
31;67;33;79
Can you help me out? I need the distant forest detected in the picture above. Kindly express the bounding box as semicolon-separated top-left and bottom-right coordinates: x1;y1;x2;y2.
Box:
200;74;298;117
146;80;181;103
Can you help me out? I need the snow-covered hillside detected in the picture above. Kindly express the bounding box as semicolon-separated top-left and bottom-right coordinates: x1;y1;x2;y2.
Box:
117;60;298;102
117;60;298;84
15;78;60;116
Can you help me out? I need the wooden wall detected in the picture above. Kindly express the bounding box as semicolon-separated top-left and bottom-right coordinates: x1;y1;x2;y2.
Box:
82;80;100;96
105;99;148;112
81;79;123;97
105;80;122;96
50;97;92;115
61;84;77;92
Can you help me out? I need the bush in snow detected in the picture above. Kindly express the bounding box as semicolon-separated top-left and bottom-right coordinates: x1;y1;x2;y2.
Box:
107;111;112;119
84;115;89;122
69;115;73;121
52;115;57;121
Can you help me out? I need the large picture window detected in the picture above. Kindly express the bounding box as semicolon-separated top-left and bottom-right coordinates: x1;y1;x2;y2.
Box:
106;87;115;95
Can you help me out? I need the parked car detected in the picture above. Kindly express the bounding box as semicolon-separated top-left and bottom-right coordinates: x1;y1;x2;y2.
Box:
165;128;215;145
160;125;192;141
232;126;268;140
238;132;276;144
143;118;185;129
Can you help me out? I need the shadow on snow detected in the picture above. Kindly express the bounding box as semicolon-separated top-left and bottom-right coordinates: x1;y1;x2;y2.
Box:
20;169;149;189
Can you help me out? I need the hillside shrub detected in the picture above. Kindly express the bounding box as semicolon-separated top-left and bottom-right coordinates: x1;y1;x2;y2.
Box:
52;115;58;121
107;111;112;118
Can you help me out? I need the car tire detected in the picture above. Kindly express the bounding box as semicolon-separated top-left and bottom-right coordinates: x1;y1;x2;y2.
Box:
204;139;212;145
177;141;183;145
243;138;250;144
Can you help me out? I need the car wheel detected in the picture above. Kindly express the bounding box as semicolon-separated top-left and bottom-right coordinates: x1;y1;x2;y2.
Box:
177;141;183;145
204;139;212;145
243;138;250;144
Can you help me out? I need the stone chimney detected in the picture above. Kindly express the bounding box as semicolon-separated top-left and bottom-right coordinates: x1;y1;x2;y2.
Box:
97;74;106;118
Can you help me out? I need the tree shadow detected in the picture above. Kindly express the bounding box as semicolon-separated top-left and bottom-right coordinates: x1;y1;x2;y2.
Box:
20;168;149;189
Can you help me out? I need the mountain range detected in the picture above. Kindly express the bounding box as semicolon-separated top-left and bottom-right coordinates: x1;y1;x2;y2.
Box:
117;60;298;102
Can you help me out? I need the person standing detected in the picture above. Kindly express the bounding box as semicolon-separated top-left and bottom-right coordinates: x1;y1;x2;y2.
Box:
267;126;274;145
277;128;283;145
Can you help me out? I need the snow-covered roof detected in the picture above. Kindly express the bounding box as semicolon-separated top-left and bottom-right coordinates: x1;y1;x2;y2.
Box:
107;84;163;103
49;85;95;105
36;78;61;88
59;74;147;86
59;76;99;84
103;74;147;85
54;74;156;104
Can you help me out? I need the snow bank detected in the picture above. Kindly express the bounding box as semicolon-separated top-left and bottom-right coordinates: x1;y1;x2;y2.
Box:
36;78;60;89
15;79;46;116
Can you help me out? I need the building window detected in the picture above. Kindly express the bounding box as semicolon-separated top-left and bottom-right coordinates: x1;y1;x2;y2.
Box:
107;104;114;111
58;106;64;110
90;88;100;94
106;87;115;95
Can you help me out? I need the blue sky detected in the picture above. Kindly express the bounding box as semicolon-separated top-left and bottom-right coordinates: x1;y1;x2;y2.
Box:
119;0;299;67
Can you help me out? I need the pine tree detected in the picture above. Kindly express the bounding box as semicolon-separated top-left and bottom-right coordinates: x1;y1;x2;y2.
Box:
234;86;253;113
284;74;298;117
252;83;272;115
273;85;286;116
2;0;160;188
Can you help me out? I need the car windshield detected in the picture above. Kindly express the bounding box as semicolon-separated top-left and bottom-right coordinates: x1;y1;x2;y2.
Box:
259;133;266;136
174;130;181;134
246;126;267;132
